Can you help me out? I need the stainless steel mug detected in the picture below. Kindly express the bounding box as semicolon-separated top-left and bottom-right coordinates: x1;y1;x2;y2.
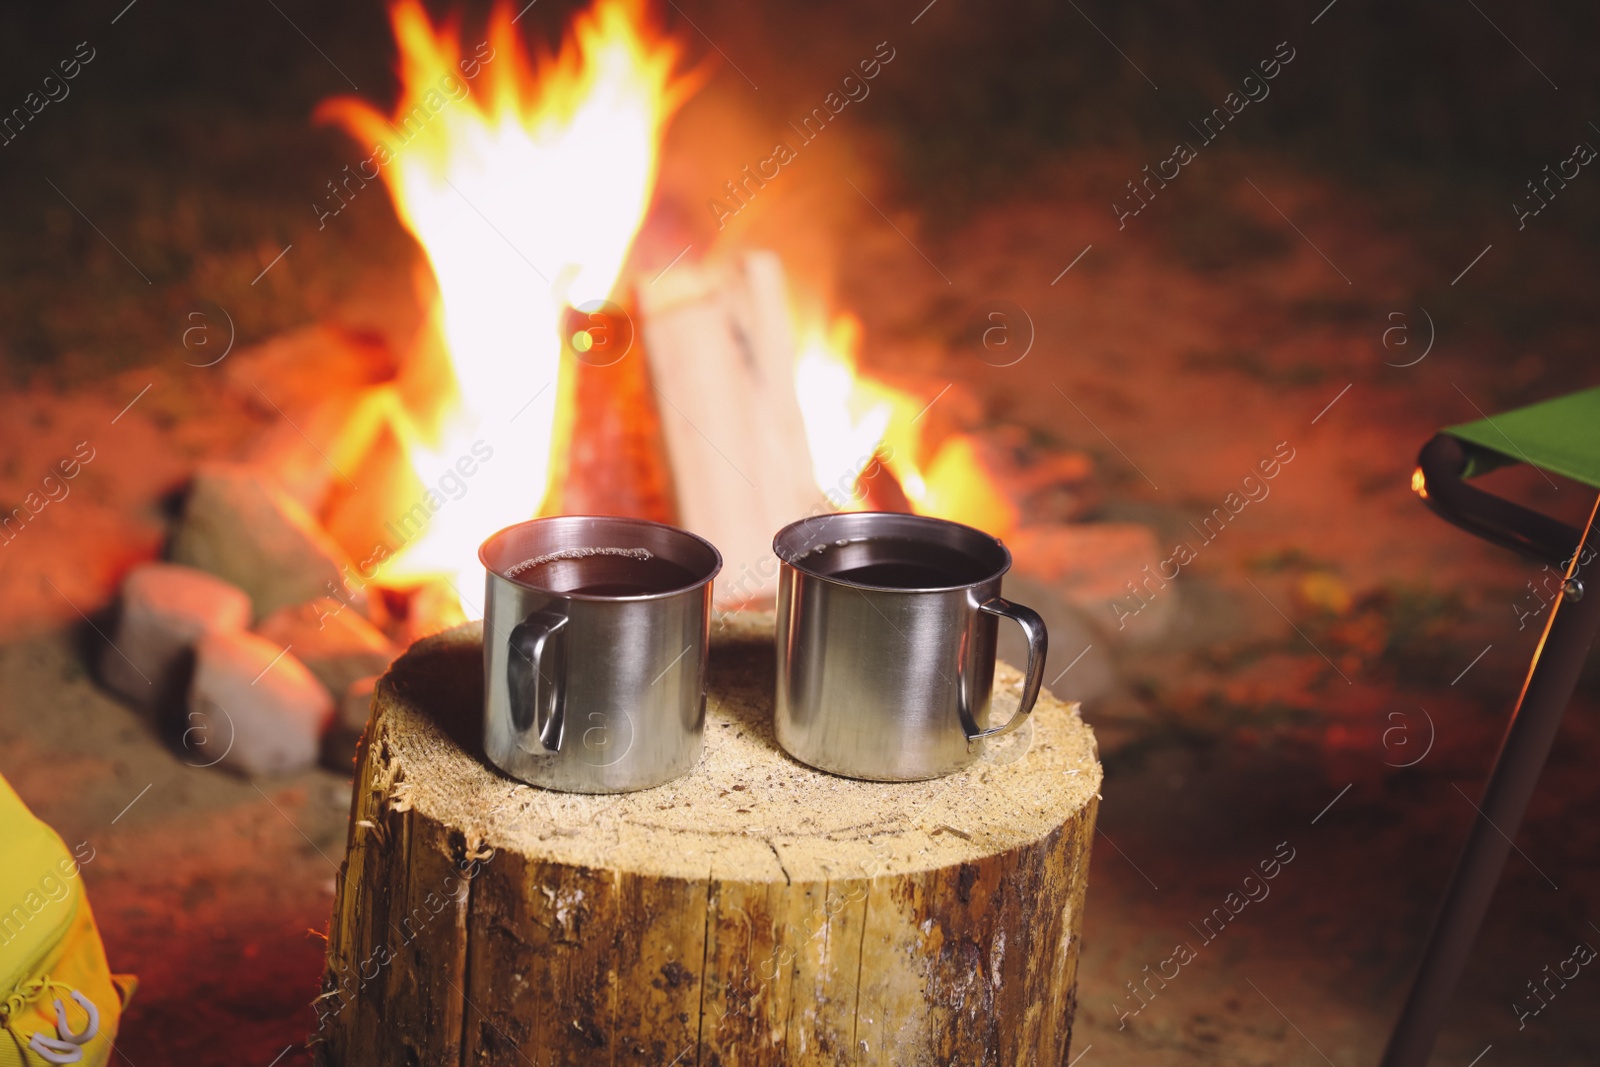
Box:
480;516;722;793
773;511;1047;781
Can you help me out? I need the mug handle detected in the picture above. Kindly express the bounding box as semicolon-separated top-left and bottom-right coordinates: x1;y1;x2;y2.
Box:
507;608;569;754
967;597;1048;745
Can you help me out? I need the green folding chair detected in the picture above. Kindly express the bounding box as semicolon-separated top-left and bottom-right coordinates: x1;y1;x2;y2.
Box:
1383;385;1600;1066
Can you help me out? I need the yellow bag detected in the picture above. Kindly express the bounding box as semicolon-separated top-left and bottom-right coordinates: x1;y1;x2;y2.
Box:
0;775;135;1067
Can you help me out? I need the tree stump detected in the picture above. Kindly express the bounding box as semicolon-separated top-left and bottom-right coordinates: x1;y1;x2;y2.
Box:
315;612;1101;1067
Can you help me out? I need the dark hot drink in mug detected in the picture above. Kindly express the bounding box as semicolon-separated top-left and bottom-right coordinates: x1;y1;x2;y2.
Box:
505;548;704;597
480;516;721;793
773;512;1048;781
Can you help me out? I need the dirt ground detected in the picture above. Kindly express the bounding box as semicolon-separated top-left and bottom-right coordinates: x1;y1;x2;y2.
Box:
3;1;1599;1064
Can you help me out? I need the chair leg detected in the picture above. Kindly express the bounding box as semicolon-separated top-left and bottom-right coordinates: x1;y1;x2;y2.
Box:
1381;493;1600;1067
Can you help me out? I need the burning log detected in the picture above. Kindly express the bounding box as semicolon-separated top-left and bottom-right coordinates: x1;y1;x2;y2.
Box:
224;325;400;513
315;395;422;570
170;463;369;620
317;616;1100;1066
856;448;914;513
241;386;396;516
551;302;676;522
637;251;826;608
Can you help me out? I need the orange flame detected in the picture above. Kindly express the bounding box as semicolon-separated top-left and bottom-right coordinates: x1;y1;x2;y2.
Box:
317;0;693;608
793;313;892;508
792;308;1018;537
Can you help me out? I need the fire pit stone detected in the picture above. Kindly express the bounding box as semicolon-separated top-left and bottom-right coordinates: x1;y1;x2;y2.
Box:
965;425;1101;526
171;463;368;621
1008;522;1176;641
394;579;469;648
100;561;253;716
997;571;1117;701
188;629;334;777
255;597;396;700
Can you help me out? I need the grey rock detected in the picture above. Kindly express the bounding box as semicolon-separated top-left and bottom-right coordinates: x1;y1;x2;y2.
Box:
997;572;1116;704
255;598;396;699
187;629;333;776
171;463;367;621
101;562;252;718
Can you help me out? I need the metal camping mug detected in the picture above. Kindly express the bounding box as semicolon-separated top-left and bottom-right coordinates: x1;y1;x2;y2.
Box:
480;516;722;793
773;512;1048;781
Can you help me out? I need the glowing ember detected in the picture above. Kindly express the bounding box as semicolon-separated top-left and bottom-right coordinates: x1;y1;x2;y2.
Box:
317;0;692;611
791;307;1017;536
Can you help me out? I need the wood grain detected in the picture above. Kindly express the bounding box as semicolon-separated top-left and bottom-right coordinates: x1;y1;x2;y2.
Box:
316;612;1100;1066
636;252;827;611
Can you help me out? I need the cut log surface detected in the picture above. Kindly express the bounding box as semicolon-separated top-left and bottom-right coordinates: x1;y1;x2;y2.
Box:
318;612;1100;1067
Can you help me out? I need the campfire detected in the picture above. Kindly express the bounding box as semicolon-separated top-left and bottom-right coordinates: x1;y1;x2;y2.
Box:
98;0;1114;777
302;0;1049;624
311;0;693;610
17;0;1595;1062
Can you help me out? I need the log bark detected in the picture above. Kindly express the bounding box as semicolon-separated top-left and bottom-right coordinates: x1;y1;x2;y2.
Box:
315;613;1100;1066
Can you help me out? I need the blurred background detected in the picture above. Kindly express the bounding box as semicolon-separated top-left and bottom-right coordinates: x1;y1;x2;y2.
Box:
1;1;1597;1063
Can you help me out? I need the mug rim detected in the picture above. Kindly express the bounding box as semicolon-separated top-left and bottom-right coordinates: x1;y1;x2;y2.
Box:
772;510;1012;593
480;515;723;603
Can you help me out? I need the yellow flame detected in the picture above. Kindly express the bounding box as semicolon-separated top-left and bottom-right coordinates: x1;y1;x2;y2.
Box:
791;308;1016;536
911;434;1019;535
794;314;893;508
317;0;692;606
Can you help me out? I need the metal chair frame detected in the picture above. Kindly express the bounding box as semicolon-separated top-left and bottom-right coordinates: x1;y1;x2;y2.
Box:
1381;434;1600;1066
